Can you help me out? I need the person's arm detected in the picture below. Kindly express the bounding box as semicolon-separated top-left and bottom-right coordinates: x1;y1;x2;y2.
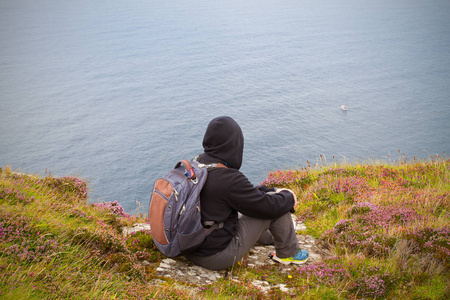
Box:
275;188;297;206
227;172;296;219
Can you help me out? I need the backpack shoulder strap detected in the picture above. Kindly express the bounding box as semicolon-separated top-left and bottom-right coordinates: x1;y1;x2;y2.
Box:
215;163;227;168
204;162;227;171
174;159;198;183
192;155;228;171
203;221;224;235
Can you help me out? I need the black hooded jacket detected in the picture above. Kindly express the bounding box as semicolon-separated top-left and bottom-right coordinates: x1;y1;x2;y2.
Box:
191;116;295;256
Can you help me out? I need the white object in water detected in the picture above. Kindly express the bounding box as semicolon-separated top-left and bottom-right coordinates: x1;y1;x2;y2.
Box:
341;104;347;111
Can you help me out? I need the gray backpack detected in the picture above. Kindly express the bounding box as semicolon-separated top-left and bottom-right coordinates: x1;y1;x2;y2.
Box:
148;158;225;257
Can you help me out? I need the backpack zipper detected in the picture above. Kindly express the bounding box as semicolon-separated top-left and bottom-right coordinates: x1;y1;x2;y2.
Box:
179;204;185;216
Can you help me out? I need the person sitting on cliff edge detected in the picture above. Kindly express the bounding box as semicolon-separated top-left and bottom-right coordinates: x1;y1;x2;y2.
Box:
185;116;308;270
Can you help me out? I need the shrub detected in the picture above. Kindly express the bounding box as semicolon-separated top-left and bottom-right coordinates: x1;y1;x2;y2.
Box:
93;201;130;218
321;203;422;256
125;230;163;263
44;177;88;200
403;227;450;269
350;265;393;299
294;261;350;287
0;186;34;205
0;211;63;262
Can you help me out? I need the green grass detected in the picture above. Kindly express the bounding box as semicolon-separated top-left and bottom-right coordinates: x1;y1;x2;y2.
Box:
1;155;449;299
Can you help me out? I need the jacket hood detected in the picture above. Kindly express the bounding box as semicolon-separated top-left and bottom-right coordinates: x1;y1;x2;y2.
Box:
202;116;244;170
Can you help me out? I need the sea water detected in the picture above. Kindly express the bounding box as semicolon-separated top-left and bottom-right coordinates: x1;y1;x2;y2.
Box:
1;0;449;214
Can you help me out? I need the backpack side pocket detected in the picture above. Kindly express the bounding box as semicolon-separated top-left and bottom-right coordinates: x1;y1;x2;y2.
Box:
149;179;172;245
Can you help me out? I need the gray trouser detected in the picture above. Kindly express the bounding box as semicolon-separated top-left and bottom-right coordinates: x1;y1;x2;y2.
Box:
185;212;299;270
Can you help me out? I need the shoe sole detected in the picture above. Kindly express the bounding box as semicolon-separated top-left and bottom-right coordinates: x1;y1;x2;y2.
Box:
269;253;308;265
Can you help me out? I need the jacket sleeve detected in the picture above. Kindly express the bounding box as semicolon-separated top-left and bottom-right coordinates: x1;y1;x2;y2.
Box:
227;172;295;219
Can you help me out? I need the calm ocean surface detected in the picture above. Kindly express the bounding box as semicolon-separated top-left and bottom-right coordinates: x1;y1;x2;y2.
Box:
1;0;449;214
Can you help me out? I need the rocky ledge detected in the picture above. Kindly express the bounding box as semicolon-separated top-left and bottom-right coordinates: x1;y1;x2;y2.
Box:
124;215;325;292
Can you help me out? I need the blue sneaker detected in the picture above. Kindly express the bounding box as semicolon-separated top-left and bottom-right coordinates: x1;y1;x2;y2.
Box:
269;249;308;265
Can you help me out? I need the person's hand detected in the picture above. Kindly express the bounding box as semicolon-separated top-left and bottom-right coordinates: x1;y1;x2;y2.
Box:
276;188;297;207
